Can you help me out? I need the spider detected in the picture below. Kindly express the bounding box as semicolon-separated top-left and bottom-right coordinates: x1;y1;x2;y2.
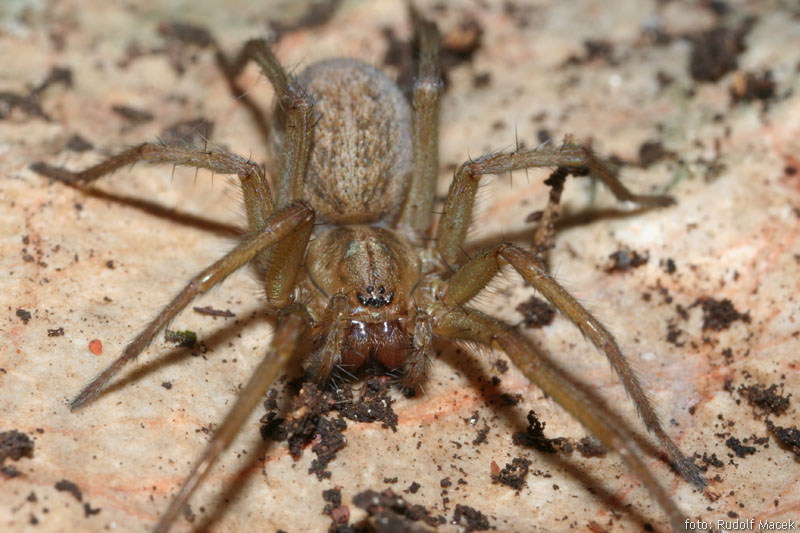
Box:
31;7;705;532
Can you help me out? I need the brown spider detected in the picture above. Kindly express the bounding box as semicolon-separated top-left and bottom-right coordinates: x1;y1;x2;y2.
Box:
31;8;704;532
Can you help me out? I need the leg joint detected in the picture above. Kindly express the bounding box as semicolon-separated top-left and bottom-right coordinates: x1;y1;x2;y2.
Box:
414;78;443;97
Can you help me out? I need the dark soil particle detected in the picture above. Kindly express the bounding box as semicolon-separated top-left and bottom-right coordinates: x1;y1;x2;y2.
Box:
260;377;398;480
511;412;606;461
83;502;102;517
499;393;522;407
309;417;348;480
0;430;34;477
638;141;676;168
322;487;350;527
766;421;800;459
665;322;686;347
575;436;607;458
491;359;508;374
512;411;557;454
725;436;757;458
729;70;776;104
688;19;755;82
516;296;555;329
606;249;649;272
472;424;490;446
695;297;751;331
335;377;398;430
452;504;492;532
352;488;441;529
739;383;791;416
491;457;531;491
323;487;343;510
698;452;725;469
473;72;491;89
54;479;83;502
15;308;32;324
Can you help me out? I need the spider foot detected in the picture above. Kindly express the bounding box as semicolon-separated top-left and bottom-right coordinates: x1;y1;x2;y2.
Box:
30;162;80;183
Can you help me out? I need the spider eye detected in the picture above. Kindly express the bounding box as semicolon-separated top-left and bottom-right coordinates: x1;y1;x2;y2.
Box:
357;288;394;308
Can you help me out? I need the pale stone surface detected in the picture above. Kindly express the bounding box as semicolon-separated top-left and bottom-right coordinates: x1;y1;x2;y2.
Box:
1;1;798;532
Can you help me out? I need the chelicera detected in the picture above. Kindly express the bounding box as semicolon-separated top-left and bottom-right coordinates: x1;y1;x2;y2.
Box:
32;7;705;532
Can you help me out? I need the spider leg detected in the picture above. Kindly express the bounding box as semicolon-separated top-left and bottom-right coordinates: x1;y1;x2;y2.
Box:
69;202;314;410
443;242;705;489
436;142;675;265
153;304;311;533
307;293;349;382
431;303;690;532
216;39;317;303
400;311;434;391
31;143;274;233
397;6;443;234
223;39;314;207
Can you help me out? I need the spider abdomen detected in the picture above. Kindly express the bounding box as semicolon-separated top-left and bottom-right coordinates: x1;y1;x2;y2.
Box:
282;58;413;224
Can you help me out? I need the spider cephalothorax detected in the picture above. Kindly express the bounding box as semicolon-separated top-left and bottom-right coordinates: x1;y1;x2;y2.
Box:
32;7;704;532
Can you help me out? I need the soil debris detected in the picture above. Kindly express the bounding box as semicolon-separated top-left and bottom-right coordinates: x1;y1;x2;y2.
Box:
352;488;441;530
739;383;791;417
606;248;649;273
725;436;757;458
516;296;555;329
260;377;398;480
766;421;800;459
512;411;557;454
688;19;755;82
54;479;83;502
490;457;531;491
695;297;750;331
0;430;33;478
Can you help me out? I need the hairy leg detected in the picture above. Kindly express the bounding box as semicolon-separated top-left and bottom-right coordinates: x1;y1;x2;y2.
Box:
217;39;317;301
436;141;675;265
397;6;443;234
443;242;705;488
31;143;274;233
69;202;314;409
223;39;314;207
307;293;350;382
431;303;690;532
400;311;434;391
154;304;311;533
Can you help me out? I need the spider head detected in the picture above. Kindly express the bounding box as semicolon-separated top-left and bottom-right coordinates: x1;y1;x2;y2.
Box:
307;226;419;320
